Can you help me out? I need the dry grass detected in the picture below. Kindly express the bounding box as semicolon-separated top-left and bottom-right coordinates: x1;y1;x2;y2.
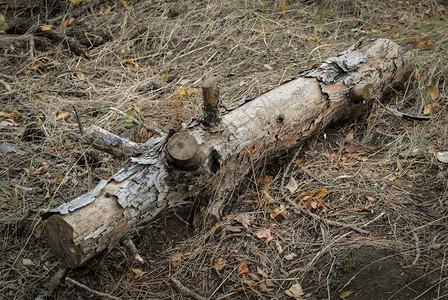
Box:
1;0;448;299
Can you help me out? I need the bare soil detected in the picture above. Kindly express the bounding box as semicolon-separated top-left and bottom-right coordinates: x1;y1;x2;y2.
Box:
1;0;448;299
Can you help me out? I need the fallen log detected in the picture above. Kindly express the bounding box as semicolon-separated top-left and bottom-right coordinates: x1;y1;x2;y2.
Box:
42;39;413;269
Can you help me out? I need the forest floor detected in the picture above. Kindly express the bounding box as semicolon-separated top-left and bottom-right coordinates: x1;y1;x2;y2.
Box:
1;0;448;299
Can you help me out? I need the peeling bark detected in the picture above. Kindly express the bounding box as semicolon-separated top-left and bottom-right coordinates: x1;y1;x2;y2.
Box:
43;39;413;269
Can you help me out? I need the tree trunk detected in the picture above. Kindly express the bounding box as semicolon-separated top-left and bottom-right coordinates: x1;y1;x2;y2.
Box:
42;39;413;269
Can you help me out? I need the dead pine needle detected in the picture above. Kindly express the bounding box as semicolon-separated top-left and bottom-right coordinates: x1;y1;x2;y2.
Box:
285;197;370;235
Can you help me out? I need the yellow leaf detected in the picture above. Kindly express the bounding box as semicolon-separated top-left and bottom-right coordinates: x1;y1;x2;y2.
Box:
70;0;85;4
119;0;131;10
130;268;147;279
279;0;289;12
55;111;70;121
122;59;139;68
428;84;438;101
40;24;53;31
313;188;327;198
340;290;354;299
57;171;64;180
22;259;35;267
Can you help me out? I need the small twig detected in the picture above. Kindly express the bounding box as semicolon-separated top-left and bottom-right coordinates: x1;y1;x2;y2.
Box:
285;197;370;234
384;106;431;121
66;276;121;300
0;78;12;92
412;232;421;265
47;0;101;24
123;238;144;263
0;73;15;80
72;105;84;135
109;107;163;136
407;215;448;234
36;268;67;300
170;278;207;300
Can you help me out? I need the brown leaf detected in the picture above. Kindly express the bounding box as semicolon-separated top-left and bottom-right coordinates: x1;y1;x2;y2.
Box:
416;206;443;219
257;266;268;278
285;282;304;299
265;279;276;287
238;262;250;275
270;206;287;218
275;241;283;254
255;228;273;242
387;13;399;19
212;257;227;271
428;84;438;101
34;93;45;100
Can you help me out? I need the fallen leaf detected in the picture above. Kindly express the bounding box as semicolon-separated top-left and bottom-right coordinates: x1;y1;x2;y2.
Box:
387;13;400;19
212;257;227;271
286;177;298;193
275;241;283;254
266;279;276;287
55;112;70;121
285;253;297;261
437;152;448;163
57;171;64;180
170;252;182;262
0;110;19;119
122;59;139;68
259;281;268;292
62;17;75;28
243;279;257;286
391;199;410;205
312;189;327;198
340;290;354;299
428;85;438;101
255;228;273;242
257;266;268;278
22;258;35;267
279;0;289;11
238;262;250;275
130;268;147;279
416;206;443;219
270;206;287;218
40;24;53;31
285;282;304;299
34;93;45;100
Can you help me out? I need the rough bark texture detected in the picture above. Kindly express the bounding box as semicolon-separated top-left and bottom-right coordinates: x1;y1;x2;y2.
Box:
43;39;413;269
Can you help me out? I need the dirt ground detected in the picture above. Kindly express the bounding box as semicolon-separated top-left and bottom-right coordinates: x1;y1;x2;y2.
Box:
1;0;448;299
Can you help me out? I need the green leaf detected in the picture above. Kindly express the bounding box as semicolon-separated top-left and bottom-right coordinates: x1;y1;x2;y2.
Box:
0;14;9;32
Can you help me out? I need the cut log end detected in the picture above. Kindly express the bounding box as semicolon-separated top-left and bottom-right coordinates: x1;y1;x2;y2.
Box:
202;76;221;126
350;83;374;102
166;132;199;170
44;215;83;269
